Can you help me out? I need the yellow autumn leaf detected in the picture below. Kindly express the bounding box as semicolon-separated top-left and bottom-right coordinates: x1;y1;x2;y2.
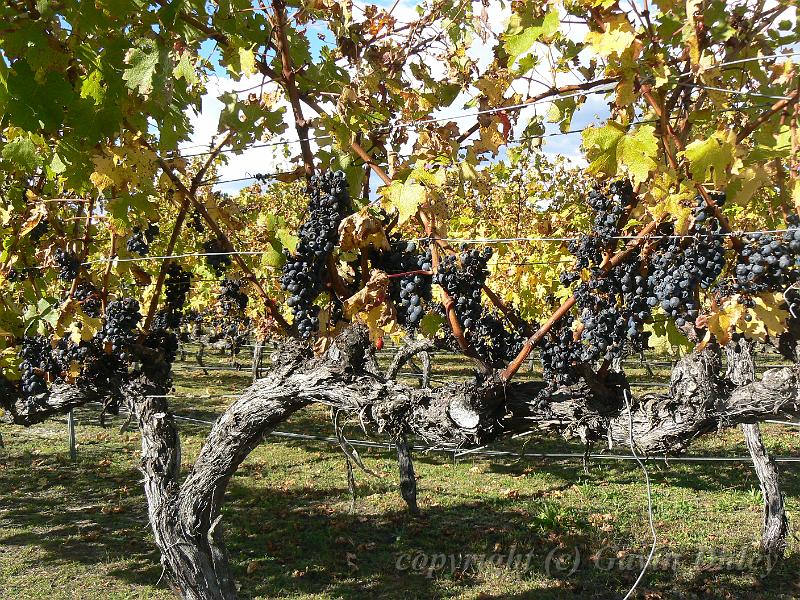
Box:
472;125;505;156
584;15;636;59
19;204;48;237
751;292;790;338
343;270;390;318
703;299;745;347
90;155;119;191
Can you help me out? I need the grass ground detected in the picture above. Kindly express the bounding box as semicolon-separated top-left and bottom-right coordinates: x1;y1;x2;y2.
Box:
1;344;798;599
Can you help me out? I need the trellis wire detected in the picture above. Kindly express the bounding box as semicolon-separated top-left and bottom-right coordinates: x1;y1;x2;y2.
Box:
69;227;800;268
677;82;792;101
176;50;800;162
71;401;800;464
621;388;656;600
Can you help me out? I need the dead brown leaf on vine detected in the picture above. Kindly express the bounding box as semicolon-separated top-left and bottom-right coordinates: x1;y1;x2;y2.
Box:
342;270;398;339
338;210;390;252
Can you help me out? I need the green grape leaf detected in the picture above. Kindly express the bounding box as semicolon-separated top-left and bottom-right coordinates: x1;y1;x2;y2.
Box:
681;131;736;186
2;137;42;170
503;8;560;66
173;51;198;85
123;40;160;96
582;122;625;178
617;125;659;184
261;242;284;268
420;312;444;337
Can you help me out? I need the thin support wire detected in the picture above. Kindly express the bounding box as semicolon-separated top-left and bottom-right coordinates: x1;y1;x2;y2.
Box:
621;388;657;600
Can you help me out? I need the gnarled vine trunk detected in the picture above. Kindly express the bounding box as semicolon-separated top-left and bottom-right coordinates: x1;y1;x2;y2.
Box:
726;337;789;558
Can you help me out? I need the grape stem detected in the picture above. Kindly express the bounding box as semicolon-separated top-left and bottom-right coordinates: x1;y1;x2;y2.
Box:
140;138;292;332
386;269;432;279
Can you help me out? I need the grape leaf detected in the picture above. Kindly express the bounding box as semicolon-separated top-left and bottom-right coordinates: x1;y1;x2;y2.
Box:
617;125;659;184
584;16;636;58
582;122;625;177
338;211;390;252
681;131;736;186
503;8;560;66
172;51;197;85
420;312;444;336
383;180;426;226
123;40;160;96
2;137;42;170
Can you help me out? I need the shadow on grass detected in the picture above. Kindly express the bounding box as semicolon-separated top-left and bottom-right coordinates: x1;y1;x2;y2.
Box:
0;434;798;600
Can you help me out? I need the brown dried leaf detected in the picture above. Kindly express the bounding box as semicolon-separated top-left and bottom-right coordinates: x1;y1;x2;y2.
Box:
338;210;390;252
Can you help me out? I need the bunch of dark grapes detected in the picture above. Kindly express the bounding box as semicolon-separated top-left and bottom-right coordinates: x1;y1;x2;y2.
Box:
55;248;80;281
188;210;205;232
18;335;58;397
281;170;351;338
51;336;93;377
433;246;493;330
30;220;49;243
204;238;232;276
96;298;142;360
432;246;526;367
617;260;652;351
586;179;632;241
562;235;603;286
572;267;631;363
644;197;728;327
74;281;102;318
539;316;581;386
162;263;192;328
688;194;727;290
646;234;691;325
126;224;159;256
219;279;249;315
378;240;433;329
144;326;179;366
732;213;800;294
470;311;526;367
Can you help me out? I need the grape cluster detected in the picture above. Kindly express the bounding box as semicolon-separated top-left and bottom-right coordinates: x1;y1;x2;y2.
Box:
586;179;632;241
55;248;80;281
30;220;49;243
563;235;603;285
74;281;102;318
126;224;159;256
96;298;142;359
204;238;232;275
219;279;249;315
558;180;657;365
188;210;205;233
433;246;524;367
281;170;351;338
379;240;433;328
18;336;57;396
540;317;581;386
162;263;191;328
470;312;526;367
733;217;800;294
644;199;725;328
434;246;493;330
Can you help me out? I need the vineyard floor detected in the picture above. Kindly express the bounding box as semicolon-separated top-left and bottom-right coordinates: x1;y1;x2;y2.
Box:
1;345;798;599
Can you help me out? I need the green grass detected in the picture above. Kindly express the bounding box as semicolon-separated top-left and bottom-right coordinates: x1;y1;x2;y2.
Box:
1;346;798;599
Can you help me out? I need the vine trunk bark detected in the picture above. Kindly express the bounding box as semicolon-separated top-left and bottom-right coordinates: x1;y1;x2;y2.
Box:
726;337;789;558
